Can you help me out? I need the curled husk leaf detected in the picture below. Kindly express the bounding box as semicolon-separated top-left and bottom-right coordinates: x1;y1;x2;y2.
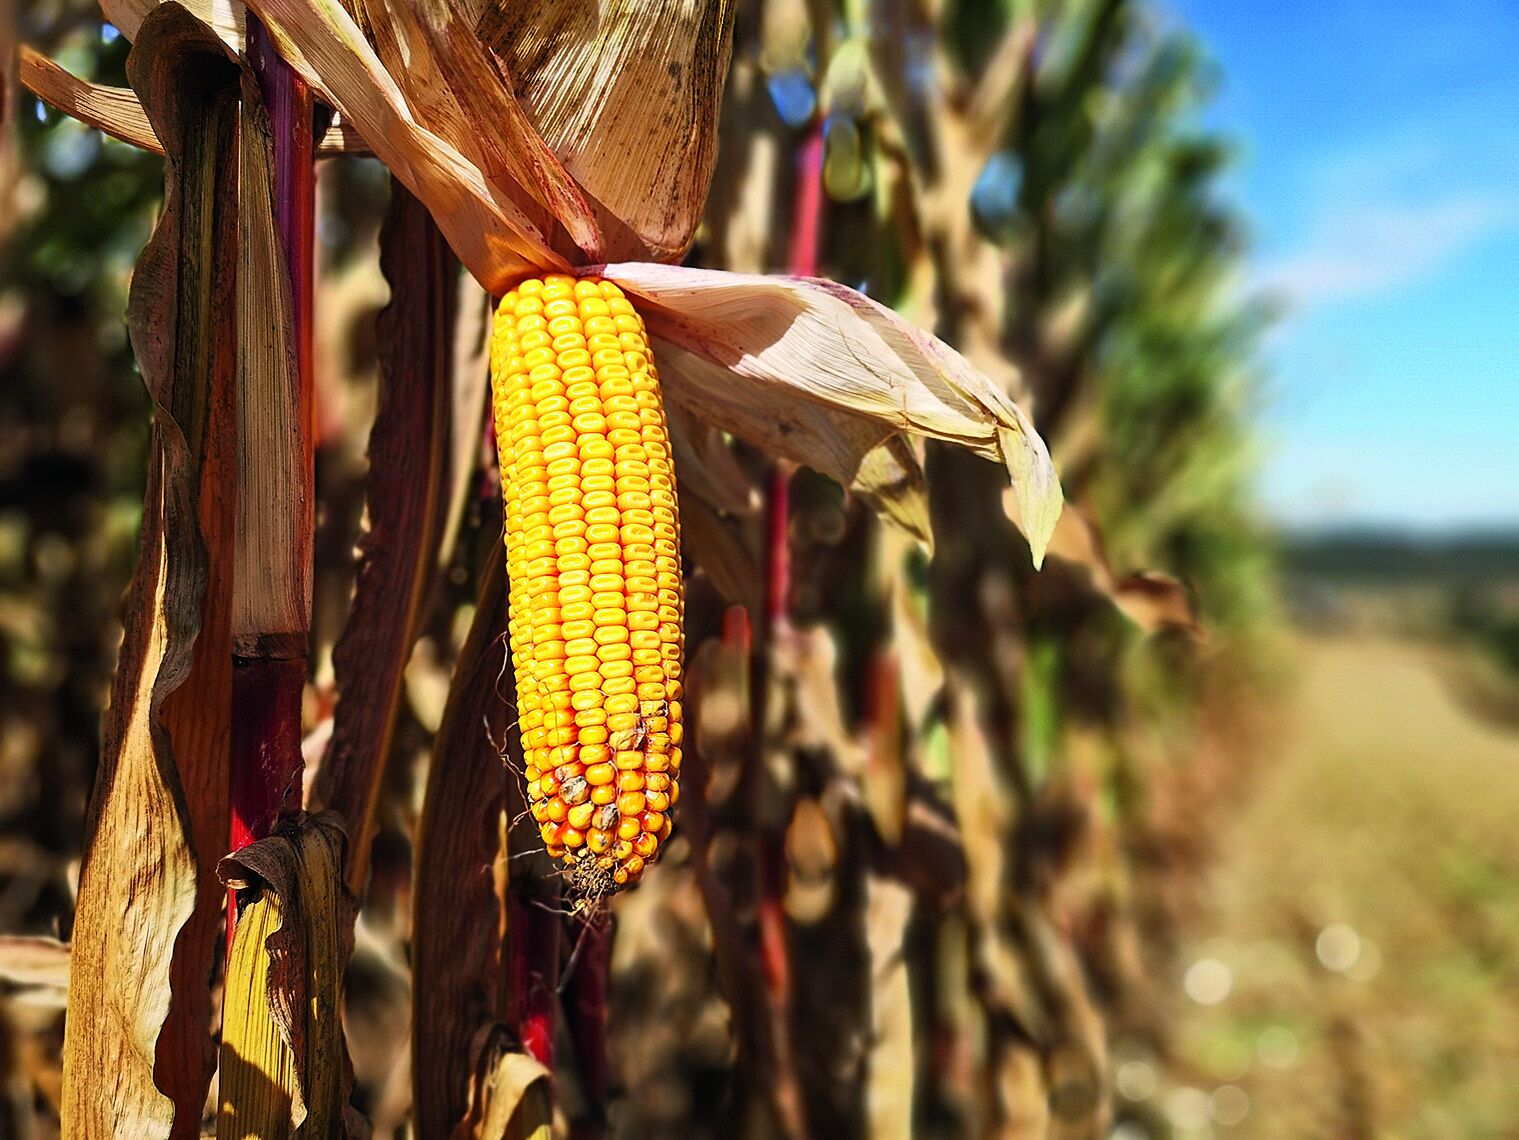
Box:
597;263;1063;564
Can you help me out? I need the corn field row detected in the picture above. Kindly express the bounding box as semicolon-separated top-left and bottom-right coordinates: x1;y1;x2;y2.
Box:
0;0;1269;1136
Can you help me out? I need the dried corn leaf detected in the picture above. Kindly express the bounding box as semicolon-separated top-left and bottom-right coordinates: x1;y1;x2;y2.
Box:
157;35;242;1121
0;937;70;996
863;877;914;1140
886;568;944;737
18;46;362;155
217;812;361;1139
667;402;760;518
601;264;1063;565
861;652;909;846
218;872;295;1138
1003;491;1202;634
944;686;1051;1139
242;0;562;289
441;271;494;562
680;489;761;610
355;0;603;258
61;11;240;1135
854;435;931;546
413;552;512;1139
453;1026;553;1140
19;45;160;151
943;686;1020;1014
233;64;309;643
317;183;459;893
101;0;246;51
478;0;738;262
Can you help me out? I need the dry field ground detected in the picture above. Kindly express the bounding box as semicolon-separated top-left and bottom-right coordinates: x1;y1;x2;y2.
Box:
1170;630;1519;1138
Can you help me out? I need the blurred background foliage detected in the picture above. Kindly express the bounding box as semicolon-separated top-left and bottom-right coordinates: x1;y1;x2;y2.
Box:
9;0;1517;1137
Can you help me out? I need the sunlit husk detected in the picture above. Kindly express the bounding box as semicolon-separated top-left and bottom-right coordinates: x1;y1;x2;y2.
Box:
598;263;1063;565
216;813;359;1138
475;0;738;262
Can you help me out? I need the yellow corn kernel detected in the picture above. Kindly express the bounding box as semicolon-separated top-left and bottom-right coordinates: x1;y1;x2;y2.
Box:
493;276;684;898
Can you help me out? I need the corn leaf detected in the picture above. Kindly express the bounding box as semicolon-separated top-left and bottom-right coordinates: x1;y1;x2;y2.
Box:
345;0;603;259
1003;491;1203;634
412;551;512;1139
100;0;246;51
441;271;494;559
600;264;1064;566
855;436;932;546
943;685;1051;1138
863;877;915;1140
18;46;161;152
886;567;943;738
61;11;241;1135
242;0;562;289
0;938;71;1004
233;61;310;644
17;46;362;155
217;812;361;1138
453;1026;553;1140
666;404;763;606
477;0;738;263
316;183;461;893
218;871;295;1138
667;403;760;516
679;491;761;610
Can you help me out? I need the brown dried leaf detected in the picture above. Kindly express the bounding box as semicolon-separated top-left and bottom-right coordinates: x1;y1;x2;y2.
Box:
217;872;294;1137
101;0;246;51
217;811;362;1138
332;0;598;261
453;1026;553;1140
388;0;603;258
243;0;562;290
863;877;915;1140
61;11;240;1135
233;64;309;643
678;491;761;611
1003;491;1203;635
441;271;493;561
887;571;943;738
19;45;160;151
478;0;738;262
854;435;931;546
943;685;1051;1138
412;551;512;1139
647;331;892;497
316;183;460;893
601;264;1063;565
861;650;909;847
667;402;760;518
943;685;1016;995
0;937;70;994
17;46;362;155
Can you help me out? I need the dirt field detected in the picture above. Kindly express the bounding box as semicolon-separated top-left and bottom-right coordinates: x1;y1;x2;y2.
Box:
1168;633;1519;1138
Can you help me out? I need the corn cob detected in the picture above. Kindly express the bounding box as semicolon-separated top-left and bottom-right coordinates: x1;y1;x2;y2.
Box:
490;275;683;898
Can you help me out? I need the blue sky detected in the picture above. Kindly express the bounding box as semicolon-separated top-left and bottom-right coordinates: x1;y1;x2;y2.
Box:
1168;0;1519;531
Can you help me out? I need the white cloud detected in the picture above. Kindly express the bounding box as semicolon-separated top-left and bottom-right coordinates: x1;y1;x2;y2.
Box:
1257;193;1516;306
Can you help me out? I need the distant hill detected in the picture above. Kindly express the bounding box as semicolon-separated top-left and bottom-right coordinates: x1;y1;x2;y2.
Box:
1283;528;1519;583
